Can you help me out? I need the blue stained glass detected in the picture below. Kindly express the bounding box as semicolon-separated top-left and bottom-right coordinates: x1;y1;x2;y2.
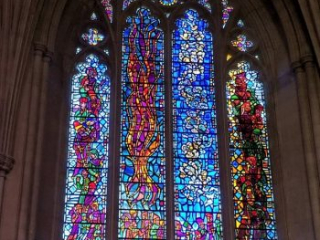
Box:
81;28;105;46
159;0;179;5
237;19;245;28
62;54;111;240
118;7;166;239
172;9;223;240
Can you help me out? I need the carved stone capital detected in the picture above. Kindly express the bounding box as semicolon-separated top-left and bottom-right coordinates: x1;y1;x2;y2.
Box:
0;153;15;174
34;42;47;57
291;61;304;73
301;55;315;68
43;51;54;63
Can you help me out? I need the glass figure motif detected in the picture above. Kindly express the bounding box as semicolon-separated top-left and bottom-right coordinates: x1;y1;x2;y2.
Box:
172;9;223;239
63;54;110;240
227;61;278;240
82;28;105;46
118;8;166;239
231;34;254;52
101;0;113;22
222;0;233;28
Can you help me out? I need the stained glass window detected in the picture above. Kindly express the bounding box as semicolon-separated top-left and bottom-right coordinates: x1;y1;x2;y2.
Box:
63;1;279;239
81;28;105;46
226;61;278;240
76;47;82;54
159;0;179;6
123;0;211;11
222;0;233;28
101;0;113;22
118;7;166;239
172;9;223;239
231;34;254;52
198;0;211;11
63;54;111;240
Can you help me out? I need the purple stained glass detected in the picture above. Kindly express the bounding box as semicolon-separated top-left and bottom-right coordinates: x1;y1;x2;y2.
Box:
101;0;113;22
227;61;278;240
62;54;111;240
222;0;233;28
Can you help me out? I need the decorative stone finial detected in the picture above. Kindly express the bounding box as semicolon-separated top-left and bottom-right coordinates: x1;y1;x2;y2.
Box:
0;153;15;174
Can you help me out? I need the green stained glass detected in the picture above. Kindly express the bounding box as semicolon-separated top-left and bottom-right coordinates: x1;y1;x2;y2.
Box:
63;54;111;240
118;7;166;239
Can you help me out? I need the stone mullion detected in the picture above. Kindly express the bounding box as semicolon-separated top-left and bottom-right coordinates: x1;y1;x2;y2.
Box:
215;51;236;240
216;5;237;237
293;61;320;240
107;2;122;238
165;17;175;240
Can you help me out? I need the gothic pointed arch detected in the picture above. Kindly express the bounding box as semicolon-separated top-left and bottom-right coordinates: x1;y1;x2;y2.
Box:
171;8;223;239
118;6;167;239
225;16;278;239
4;0;320;239
59;1;282;239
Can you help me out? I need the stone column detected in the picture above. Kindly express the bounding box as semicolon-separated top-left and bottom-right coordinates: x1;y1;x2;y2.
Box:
0;153;14;219
27;47;53;240
17;43;47;240
293;61;320;240
28;49;53;240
